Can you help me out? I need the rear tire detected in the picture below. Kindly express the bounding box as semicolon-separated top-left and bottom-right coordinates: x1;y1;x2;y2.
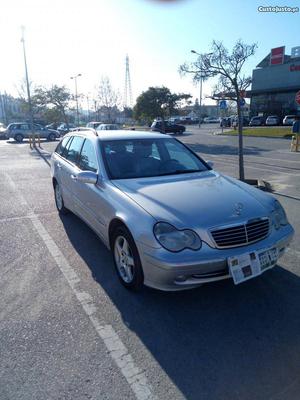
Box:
54;181;69;215
112;226;144;291
15;134;24;143
48;133;56;141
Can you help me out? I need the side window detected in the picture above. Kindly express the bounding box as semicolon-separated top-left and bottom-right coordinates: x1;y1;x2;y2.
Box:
151;143;161;160
65;136;84;164
20;124;30;130
78;139;98;172
55;136;71;156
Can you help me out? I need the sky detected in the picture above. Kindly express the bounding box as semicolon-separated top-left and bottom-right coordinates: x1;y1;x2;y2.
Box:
0;0;299;107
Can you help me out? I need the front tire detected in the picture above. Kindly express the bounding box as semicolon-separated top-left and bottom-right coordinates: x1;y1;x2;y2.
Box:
15;134;24;143
54;181;69;215
112;226;144;291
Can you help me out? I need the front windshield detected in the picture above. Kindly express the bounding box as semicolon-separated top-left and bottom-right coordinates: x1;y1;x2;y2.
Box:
102;138;209;179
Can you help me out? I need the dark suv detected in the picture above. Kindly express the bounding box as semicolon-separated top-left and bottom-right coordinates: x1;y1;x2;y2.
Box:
151;120;185;135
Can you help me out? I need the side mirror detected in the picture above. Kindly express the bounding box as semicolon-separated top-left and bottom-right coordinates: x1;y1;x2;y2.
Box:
72;171;98;184
206;160;214;169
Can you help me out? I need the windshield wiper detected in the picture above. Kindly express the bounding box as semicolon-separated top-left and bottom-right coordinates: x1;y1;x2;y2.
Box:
157;169;203;176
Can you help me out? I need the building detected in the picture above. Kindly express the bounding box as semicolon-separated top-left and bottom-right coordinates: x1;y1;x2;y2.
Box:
250;46;300;117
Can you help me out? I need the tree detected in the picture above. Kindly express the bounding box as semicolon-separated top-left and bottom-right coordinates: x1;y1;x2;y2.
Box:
180;40;257;180
97;77;121;123
17;79;45;119
33;85;72;125
133;86;191;123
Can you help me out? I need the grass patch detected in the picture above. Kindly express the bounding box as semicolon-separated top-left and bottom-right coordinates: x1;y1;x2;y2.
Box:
225;127;293;138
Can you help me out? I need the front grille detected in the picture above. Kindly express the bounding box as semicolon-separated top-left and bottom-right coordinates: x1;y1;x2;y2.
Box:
210;218;270;249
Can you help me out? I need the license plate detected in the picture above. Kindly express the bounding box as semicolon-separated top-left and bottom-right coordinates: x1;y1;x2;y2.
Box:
228;247;278;285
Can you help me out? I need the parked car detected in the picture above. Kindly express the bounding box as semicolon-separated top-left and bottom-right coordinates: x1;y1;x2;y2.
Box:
220;117;231;128
203;117;220;123
151;120;185;134
57;123;76;135
266;115;280;126
97;124;120;131
231;116;250;127
86;121;103;129
51;130;294;291
5;122;59;142
45;122;59;130
168;118;181;124
249;116;265;126
283;115;297;126
180;117;192;125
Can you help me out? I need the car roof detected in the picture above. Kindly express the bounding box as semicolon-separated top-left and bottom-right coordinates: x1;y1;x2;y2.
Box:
66;129;170;141
97;130;170;141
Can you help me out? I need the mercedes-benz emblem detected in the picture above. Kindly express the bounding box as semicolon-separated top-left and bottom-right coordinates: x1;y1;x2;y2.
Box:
234;202;244;216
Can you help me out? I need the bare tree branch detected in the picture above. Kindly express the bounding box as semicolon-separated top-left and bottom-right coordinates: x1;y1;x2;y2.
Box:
179;40;257;181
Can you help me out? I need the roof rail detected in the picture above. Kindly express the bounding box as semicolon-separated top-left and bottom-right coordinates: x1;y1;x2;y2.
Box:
72;127;98;136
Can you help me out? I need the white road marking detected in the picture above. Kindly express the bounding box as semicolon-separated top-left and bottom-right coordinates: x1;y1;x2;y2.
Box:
208;156;300;176
0;212;57;223
5;172;157;400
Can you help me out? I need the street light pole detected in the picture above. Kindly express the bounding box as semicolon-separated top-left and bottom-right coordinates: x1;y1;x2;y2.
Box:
191;50;213;128
199;75;203;128
21;26;35;145
70;73;82;126
191;50;203;128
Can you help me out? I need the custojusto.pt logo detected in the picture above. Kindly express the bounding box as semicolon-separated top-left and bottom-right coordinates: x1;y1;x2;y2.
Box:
258;5;299;12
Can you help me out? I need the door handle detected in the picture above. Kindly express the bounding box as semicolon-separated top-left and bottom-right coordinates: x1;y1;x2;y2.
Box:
57;163;62;169
71;174;78;181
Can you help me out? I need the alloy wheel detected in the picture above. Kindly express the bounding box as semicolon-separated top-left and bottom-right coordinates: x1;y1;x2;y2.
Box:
114;235;135;283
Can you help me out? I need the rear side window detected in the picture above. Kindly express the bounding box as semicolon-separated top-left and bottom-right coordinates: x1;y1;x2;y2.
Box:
65;136;84;164
78;139;98;172
55;136;71;156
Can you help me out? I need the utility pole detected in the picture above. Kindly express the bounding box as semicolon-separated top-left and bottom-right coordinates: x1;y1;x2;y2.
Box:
21;26;35;146
86;94;90;122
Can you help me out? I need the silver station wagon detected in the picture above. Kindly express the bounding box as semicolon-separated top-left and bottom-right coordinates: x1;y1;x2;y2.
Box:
50;129;294;291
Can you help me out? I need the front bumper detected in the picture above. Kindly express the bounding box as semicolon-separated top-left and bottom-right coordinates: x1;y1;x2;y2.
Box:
137;224;294;291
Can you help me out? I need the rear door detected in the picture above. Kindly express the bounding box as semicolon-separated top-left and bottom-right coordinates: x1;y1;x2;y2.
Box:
59;136;85;210
19;123;30;138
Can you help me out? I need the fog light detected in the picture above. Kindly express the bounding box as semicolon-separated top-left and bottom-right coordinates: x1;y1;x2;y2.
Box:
175;275;187;282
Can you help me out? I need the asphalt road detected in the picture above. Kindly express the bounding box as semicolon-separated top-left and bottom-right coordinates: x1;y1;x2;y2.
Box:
1;127;300;400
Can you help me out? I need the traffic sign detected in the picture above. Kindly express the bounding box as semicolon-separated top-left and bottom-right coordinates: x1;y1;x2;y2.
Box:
240;98;246;107
295;90;300;105
219;100;227;109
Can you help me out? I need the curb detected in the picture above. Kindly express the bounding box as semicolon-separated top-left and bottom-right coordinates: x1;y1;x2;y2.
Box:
243;178;273;192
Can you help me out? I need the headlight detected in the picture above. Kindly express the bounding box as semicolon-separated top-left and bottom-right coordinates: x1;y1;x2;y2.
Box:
271;200;288;229
153;222;202;252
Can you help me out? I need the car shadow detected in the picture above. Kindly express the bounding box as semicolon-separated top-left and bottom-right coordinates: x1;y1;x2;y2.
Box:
60;212;300;400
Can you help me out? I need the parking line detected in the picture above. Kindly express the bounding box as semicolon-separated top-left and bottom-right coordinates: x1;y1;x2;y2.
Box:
5;172;157;400
208;157;300;176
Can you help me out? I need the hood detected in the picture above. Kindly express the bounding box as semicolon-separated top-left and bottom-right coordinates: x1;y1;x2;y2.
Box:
113;171;273;230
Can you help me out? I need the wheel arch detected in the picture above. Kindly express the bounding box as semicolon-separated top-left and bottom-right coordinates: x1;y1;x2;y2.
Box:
108;218;131;250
